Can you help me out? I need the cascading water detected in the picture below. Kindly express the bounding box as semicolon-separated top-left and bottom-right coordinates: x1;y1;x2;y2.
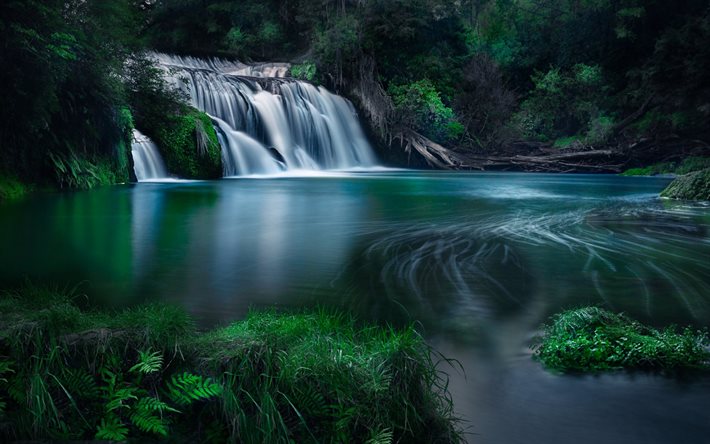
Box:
131;129;169;181
154;53;378;176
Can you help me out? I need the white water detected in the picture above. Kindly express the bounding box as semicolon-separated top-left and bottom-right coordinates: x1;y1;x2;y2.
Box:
154;53;378;176
131;130;169;181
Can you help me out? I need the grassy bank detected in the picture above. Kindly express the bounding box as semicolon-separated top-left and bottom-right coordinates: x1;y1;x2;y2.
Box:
533;307;710;373
0;285;461;443
621;156;710;176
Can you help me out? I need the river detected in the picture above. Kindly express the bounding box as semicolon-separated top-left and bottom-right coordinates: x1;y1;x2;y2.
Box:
1;171;709;443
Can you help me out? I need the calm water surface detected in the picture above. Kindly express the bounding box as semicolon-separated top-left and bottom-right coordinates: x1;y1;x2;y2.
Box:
1;172;709;443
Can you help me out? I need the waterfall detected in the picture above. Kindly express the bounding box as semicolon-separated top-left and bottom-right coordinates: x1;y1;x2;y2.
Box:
131;130;169;181
154;53;378;176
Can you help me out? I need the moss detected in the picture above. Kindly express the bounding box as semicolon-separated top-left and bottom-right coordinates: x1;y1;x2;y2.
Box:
533;307;710;373
149;106;222;179
0;285;461;443
553;135;583;149
0;176;30;202
621;156;710;176
660;168;710;201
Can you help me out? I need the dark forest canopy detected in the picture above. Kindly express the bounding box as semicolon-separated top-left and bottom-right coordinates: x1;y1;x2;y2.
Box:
1;0;709;187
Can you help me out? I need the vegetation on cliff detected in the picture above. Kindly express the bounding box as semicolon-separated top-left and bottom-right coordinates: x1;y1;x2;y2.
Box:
0;284;461;443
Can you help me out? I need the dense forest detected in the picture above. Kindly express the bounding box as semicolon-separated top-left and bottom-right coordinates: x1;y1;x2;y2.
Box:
2;0;710;191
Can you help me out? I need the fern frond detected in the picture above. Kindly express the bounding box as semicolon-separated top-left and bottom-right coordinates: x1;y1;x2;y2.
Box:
294;385;327;417
366;428;394;444
129;350;164;375
0;359;13;382
105;387;139;412
165;372;222;406
95;416;128;441
60;368;99;399
136;396;180;414
130;409;169;436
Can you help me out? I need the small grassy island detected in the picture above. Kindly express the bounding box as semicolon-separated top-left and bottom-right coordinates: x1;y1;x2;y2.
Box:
533;307;710;373
0;285;461;443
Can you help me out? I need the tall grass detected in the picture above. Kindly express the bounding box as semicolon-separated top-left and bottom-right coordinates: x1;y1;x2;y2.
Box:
0;285;462;443
533;307;710;373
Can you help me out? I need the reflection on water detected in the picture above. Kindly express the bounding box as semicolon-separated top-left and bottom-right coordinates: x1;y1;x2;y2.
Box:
0;172;709;443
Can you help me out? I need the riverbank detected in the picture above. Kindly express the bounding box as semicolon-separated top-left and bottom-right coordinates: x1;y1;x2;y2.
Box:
0;284;461;443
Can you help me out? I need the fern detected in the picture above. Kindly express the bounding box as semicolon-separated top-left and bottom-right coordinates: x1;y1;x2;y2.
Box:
95;415;128;441
135;396;180;414
366;428;394;444
0;359;13;382
129;350;164;375
60;367;99;399
105;387;139;412
165;372;222;406
130;409;169;436
294;385;327;417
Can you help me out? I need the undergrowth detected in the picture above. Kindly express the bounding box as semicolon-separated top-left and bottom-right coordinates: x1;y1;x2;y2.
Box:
0;175;30;202
533;307;710;373
0;284;461;443
621;156;710;176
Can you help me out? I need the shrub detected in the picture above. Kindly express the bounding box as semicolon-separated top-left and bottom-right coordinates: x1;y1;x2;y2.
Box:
533;307;710;373
513;64;609;143
290;62;317;82
389;79;464;143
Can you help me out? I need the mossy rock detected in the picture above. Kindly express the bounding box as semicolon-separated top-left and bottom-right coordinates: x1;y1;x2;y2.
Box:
660;168;710;200
152;106;222;179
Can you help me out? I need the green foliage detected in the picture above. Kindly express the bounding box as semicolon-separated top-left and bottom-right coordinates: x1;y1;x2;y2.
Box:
621;157;710;176
165;372;222;406
0;285;461;442
95;416;128;441
553;136;583;149
0;176;30;202
533;307;710;372
146;107;222;180
290;62;317;82
661;168;710;201
390;80;464;143
514;64;610;142
48;152;118;190
129;350;164;375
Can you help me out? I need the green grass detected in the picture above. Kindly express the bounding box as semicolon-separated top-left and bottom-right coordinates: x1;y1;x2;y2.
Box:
621;156;710;176
0;284;462;443
552;135;583;149
532;307;710;373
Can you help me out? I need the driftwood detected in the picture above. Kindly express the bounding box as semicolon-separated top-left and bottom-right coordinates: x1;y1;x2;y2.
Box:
458;149;626;173
392;128;468;168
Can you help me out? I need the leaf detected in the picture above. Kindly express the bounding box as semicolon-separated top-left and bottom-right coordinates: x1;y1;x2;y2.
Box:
130;409;168;436
95;416;128;441
129;349;164;375
135;396;180;414
165;372;222;406
366;428;394;444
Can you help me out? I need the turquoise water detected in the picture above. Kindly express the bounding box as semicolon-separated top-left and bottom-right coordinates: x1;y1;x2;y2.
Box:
1;172;709;443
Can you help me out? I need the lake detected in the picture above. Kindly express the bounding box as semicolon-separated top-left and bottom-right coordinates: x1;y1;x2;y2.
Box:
1;171;709;443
